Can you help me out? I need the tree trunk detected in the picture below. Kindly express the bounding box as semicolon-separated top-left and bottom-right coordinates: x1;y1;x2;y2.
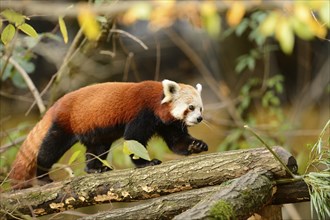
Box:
0;147;299;218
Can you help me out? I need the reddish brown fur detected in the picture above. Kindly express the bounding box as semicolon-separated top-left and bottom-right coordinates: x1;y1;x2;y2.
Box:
53;81;174;132
9;109;53;189
10;81;175;188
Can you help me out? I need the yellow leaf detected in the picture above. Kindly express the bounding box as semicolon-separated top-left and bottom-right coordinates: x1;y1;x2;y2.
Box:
1;9;26;26
68;150;81;165
77;5;101;41
319;2;330;28
58;16;69;43
259;12;278;37
18;23;38;38
150;1;176;30
275;17;294;54
100;159;111;168
201;1;217;16
121;2;151;25
1;24;15;45
201;2;221;37
290;16;314;40
308;19;327;38
123;140;151;161
226;2;246;27
294;3;311;23
293;2;327;39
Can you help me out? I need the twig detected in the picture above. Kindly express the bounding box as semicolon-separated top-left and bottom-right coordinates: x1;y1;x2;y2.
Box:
0;91;34;103
1;56;46;114
55;27;84;82
110;29;148;50
244;125;302;179
154;41;161;80
25;72;58;116
123;52;133;81
0;136;26;153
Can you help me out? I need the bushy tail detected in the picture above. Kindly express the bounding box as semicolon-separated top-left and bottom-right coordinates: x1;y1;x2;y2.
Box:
9;110;53;189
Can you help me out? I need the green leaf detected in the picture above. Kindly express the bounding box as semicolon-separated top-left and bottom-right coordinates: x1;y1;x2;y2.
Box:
123;140;151;161
68;150;81;165
1;63;13;81
1;24;16;45
1;9;26;26
18;23;38;38
12;71;27;89
17;57;35;73
58;16;68;43
235;19;249;36
246;57;255;71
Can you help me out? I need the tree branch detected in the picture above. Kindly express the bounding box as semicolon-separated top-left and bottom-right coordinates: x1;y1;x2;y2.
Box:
2;56;46;114
78;177;308;220
0;147;299;218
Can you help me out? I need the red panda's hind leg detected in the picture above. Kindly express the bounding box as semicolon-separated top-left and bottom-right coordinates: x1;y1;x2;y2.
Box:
85;144;112;173
37;123;77;182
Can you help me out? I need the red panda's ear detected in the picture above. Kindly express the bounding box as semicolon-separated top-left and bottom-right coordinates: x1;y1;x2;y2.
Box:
161;79;180;104
196;84;202;94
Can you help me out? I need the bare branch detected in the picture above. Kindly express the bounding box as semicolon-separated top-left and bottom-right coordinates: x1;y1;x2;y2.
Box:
2;56;46;114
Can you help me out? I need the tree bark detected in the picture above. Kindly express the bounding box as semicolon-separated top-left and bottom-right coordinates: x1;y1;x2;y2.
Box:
0;147;297;218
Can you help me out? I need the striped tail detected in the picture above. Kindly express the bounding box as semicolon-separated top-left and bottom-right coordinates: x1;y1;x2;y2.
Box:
9;110;53;189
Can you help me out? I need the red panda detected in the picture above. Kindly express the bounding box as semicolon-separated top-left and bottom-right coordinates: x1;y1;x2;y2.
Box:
9;80;208;189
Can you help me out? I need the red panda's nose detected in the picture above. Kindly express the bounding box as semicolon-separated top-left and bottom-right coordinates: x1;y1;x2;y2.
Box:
197;116;203;123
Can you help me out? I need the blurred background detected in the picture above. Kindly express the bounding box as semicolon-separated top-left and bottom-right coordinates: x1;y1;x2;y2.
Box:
0;0;329;219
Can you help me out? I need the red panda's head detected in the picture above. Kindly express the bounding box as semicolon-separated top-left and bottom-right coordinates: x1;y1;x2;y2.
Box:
161;79;204;126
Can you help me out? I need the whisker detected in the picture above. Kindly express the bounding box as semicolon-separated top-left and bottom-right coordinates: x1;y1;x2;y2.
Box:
202;119;216;130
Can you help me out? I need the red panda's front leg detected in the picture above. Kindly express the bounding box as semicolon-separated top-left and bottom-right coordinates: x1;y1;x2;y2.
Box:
157;122;208;155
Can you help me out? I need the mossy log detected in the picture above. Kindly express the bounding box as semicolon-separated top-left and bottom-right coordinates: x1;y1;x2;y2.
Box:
79;172;301;220
0;147;300;218
173;169;274;220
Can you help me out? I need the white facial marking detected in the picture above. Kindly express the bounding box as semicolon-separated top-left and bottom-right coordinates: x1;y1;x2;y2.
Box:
166;82;204;126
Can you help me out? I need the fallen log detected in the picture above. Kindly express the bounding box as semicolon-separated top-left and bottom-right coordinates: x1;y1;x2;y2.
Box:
78;177;308;220
173;169;274;220
0;147;297;218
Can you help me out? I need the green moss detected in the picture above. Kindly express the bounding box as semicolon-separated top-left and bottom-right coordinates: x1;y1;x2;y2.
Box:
209;200;235;220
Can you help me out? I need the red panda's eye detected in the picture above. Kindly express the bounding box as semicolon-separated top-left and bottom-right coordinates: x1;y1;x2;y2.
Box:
188;105;195;111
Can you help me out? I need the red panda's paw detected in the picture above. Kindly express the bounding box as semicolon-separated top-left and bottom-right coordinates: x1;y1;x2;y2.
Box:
149;159;162;166
37;175;53;186
134;158;162;168
85;166;112;174
188;139;208;154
